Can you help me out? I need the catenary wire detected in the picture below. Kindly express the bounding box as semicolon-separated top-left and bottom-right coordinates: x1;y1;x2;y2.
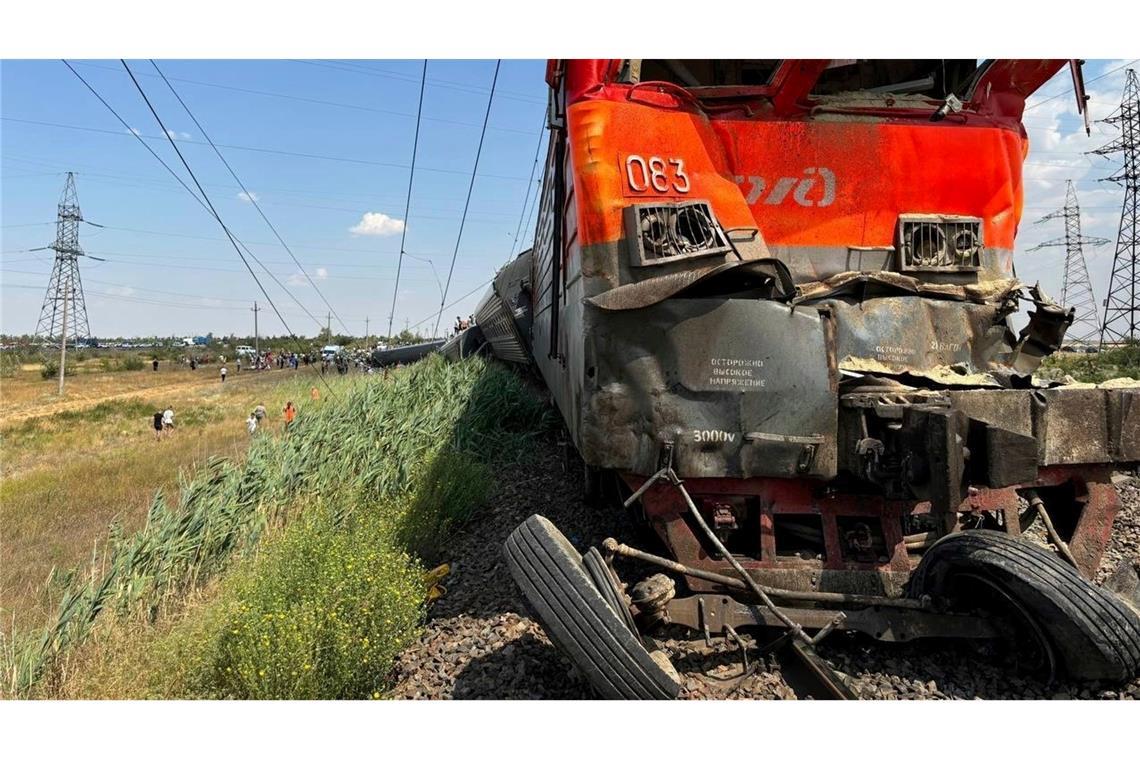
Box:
434;60;500;337
117;59;338;395
61;60;329;335
387;60;427;341
150;59;350;335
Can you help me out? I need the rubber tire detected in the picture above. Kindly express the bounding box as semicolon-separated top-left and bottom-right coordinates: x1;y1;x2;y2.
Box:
503;514;680;699
583;547;640;637
909;530;1140;682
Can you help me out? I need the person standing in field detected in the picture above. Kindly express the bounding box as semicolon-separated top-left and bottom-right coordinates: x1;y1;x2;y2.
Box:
283;401;296;429
162;406;174;437
152;410;164;440
246;412;258;436
310;386;320;402
220;365;228;383
152;358;159;372
254;402;267;425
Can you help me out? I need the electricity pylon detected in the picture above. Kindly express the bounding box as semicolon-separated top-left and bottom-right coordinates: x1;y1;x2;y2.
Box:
33;173;93;347
1091;68;1139;346
32;173;99;393
1027;180;1109;346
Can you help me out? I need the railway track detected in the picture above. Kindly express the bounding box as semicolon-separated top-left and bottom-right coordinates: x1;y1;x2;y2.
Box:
389;436;1140;700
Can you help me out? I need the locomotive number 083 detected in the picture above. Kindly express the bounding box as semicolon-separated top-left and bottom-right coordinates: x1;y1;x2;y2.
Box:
625;155;690;194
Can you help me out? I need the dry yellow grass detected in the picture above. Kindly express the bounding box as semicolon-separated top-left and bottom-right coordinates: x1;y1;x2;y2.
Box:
0;364;317;632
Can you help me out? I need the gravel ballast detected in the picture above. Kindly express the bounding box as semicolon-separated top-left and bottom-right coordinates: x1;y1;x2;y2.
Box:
389;437;1140;700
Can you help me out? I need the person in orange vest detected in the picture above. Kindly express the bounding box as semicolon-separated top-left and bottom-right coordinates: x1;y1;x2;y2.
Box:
283;401;297;429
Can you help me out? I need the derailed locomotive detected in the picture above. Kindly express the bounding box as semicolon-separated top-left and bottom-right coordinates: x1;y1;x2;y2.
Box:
447;59;1140;698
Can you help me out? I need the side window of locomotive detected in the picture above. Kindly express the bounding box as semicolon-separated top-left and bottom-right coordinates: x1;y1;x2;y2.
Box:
623;60;781;88
811;59;978;97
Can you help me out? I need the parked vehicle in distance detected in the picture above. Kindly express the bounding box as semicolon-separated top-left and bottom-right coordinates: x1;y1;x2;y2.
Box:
320;345;343;361
235;345;257;358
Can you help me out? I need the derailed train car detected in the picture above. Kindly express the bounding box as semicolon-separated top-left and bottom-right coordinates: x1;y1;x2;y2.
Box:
452;59;1140;698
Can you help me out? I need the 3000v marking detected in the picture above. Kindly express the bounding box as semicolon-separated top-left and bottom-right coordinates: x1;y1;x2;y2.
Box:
693;429;737;443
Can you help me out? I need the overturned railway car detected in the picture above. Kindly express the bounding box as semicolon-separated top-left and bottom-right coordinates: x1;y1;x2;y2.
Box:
450;59;1140;698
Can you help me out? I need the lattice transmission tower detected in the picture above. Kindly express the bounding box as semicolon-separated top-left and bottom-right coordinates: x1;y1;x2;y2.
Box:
1027;180;1109;345
33;172;92;347
1091;68;1139;346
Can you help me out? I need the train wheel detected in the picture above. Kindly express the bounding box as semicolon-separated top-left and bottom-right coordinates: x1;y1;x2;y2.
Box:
503;515;681;699
909;530;1140;683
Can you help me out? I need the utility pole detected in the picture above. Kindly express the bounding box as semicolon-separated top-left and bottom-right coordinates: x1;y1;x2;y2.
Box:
1027;180;1109;346
1092;68;1140;346
251;301;260;355
364;316;369;345
34;173;93;390
326;312;332;337
58;278;69;394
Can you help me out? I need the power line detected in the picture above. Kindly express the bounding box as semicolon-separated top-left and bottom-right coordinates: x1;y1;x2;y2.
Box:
506;121;546;263
294;59;546;105
1025;59;1140;112
2;153;524;210
116;59;337;395
387;60;427;341
0;116;531;182
69;60;536;136
61;60;328;333
149;59;350;335
434;60;500;337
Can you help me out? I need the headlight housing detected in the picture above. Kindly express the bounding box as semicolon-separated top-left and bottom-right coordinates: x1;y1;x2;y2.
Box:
897;213;983;272
624;201;731;267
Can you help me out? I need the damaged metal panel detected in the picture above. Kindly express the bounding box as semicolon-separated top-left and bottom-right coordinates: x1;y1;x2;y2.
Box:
822;296;1015;386
948;386;1140;466
583;298;838;479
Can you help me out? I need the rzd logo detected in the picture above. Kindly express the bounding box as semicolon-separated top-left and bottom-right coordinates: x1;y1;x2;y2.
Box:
733;168;836;208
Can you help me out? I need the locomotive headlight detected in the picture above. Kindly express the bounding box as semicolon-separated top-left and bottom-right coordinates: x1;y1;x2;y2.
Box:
897;214;983;272
624;201;732;267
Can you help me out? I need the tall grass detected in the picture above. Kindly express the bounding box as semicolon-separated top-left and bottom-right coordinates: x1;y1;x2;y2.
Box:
2;356;549;698
1040;341;1140;384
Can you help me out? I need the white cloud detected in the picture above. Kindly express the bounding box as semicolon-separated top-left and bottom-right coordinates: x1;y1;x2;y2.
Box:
238;191;259;203
287;267;328;287
127;127;142;136
107;285;135;297
165;129;192;141
350;212;405;237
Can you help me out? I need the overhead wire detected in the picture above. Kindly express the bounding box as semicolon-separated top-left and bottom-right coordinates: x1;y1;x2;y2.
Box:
1025;59;1139;112
387;60;427;341
0;116;531;181
116;59;337;395
506;121;546;264
61;60;329;335
149;59;350;334
70;59;534;137
434;60;500;337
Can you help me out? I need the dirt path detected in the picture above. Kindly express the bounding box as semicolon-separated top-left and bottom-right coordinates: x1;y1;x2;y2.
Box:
390;436;1140;700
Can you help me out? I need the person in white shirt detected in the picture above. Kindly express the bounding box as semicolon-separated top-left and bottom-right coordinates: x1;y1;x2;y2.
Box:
246;412;258;436
162;407;174;437
221;366;228;383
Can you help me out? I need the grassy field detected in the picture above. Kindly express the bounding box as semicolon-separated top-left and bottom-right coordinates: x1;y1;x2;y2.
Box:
1;362;319;632
1;355;548;699
1040;342;1140;384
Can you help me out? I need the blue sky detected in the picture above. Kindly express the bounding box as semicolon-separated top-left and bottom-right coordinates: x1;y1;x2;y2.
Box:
1;58;1136;339
1;59;547;339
